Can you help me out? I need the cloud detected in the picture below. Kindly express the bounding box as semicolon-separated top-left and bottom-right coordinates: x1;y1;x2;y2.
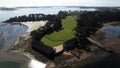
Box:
0;0;120;7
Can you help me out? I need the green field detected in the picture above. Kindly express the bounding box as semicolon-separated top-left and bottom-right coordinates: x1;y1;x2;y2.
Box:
41;16;77;47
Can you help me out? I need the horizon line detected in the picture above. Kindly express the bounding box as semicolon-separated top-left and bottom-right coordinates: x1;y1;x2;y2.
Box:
0;6;120;8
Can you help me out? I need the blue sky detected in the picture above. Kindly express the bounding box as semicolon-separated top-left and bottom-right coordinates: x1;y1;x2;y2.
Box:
0;0;120;7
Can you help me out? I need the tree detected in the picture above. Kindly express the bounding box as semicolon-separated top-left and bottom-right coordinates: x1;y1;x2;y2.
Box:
75;10;120;50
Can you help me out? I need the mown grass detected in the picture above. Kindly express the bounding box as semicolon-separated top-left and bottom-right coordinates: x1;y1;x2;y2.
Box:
41;16;77;47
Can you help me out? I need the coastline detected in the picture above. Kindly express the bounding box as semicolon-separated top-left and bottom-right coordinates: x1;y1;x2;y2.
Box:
10;21;48;68
10;21;113;68
21;21;47;32
12;21;47;59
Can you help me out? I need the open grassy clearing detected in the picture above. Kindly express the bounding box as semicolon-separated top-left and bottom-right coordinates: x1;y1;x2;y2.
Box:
41;16;77;47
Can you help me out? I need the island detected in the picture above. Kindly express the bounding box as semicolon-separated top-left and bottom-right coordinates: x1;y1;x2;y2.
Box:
5;10;120;68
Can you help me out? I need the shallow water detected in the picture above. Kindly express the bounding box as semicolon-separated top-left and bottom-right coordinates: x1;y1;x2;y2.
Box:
0;21;28;67
100;26;120;40
101;26;120;37
0;22;28;51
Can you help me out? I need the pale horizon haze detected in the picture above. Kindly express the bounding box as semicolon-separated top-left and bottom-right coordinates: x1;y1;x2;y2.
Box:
0;0;120;7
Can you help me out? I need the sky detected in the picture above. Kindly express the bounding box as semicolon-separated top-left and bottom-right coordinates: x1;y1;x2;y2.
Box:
0;0;120;7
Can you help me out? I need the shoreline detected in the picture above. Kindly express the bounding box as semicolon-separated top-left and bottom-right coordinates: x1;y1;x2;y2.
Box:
12;21;48;59
10;21;114;68
11;33;111;68
10;21;48;68
21;21;47;32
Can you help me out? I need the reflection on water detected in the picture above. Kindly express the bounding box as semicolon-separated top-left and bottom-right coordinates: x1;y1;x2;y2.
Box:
0;22;28;51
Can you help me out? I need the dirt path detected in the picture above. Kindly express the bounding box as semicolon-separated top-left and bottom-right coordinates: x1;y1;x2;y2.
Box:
53;45;64;53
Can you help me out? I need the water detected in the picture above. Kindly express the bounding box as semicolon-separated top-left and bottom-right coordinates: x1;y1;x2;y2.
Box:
100;26;120;39
0;23;28;51
0;7;96;22
0;52;30;68
0;61;21;68
0;22;28;68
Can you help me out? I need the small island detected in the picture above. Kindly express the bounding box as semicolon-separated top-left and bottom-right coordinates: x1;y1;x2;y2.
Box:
0;7;17;11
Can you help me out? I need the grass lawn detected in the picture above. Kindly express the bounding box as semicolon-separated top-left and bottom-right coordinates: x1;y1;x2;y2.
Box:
41;16;77;47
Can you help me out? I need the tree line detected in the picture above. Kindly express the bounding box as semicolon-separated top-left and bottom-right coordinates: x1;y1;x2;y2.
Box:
5;11;69;22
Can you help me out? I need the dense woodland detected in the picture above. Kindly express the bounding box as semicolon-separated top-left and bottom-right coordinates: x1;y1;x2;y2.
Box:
76;10;120;50
5;11;69;22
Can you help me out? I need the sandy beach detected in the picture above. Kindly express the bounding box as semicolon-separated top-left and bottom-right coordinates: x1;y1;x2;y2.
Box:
21;21;47;32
